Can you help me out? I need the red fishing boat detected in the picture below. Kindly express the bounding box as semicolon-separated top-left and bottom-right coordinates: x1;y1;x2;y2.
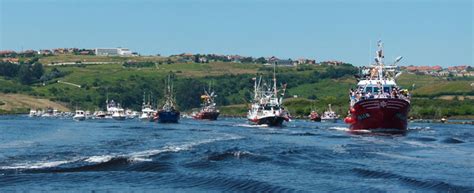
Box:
308;111;321;122
192;84;220;120
344;41;410;134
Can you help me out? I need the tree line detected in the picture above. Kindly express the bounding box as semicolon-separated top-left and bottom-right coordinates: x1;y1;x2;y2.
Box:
0;61;44;84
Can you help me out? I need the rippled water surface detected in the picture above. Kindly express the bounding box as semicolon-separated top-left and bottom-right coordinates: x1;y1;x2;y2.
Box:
0;116;473;192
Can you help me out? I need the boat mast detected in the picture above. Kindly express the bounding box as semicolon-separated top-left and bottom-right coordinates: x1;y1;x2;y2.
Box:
254;77;257;100
273;63;277;97
376;40;384;80
171;81;175;107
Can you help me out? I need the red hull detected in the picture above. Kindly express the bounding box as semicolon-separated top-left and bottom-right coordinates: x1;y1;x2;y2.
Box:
347;98;410;134
193;111;220;120
309;114;321;122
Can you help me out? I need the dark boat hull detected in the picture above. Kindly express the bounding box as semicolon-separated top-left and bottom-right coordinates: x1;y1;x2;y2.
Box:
249;116;287;127
157;111;180;123
193;111;220;120
347;98;410;134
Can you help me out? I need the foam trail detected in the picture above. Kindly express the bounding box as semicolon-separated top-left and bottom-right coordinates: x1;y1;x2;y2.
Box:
85;155;114;163
0;160;74;170
328;127;350;132
0;134;244;170
235;124;269;128
408;126;431;131
372;152;421;160
130;133;244;159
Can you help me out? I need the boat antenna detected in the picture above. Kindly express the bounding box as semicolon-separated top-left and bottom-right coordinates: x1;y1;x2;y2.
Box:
376;40;384;79
106;89;109;104
369;39;372;66
253;76;257;100
149;92;152;105
168;74;171;98
273;62;277;97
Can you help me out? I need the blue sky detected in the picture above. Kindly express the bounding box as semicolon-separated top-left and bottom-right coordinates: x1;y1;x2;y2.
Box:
0;0;472;67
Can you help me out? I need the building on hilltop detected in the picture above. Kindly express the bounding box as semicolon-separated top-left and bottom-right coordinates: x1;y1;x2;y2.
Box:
0;50;17;57
447;65;468;72
320;60;344;66
95;48;133;56
296;58;316;65
401;65;473;77
52;48;78;55
266;56;295;67
38;49;53;56
404;65;442;72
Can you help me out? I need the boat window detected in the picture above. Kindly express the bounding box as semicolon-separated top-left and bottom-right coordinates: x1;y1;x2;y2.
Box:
373;87;380;93
383;86;391;93
365;87;372;93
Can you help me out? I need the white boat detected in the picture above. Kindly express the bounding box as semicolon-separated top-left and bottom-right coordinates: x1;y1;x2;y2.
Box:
140;106;155;121
93;111;106;119
85;111;92;118
247;65;290;127
125;109;139;119
139;92;157;121
73;110;86;121
321;104;339;122
106;99;126;120
41;107;59;117
111;109;126;120
29;109;37;117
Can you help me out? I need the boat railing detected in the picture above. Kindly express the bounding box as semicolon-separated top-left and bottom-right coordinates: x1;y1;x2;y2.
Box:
349;87;410;106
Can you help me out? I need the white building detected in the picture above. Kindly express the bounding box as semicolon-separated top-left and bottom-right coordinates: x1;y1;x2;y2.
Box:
95;48;133;56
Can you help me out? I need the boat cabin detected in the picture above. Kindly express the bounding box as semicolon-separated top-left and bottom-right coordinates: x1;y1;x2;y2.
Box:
357;80;397;94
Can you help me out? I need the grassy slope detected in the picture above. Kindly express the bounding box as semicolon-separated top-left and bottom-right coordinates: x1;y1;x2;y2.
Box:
397;73;474;96
31;62;260;110
0;93;70;114
287;76;354;99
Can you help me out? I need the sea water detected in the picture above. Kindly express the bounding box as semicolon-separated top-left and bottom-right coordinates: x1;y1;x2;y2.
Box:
0;116;473;192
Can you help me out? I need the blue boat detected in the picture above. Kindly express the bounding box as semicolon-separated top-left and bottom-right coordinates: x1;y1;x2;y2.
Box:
157;110;180;123
156;75;180;123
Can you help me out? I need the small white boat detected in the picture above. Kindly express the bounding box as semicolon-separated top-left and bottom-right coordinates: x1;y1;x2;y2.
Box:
139;93;156;121
139;109;155;121
321;104;340;123
106;99;127;120
29;109;37;117
94;111;106;119
125;109;139;119
139;104;156;121
73;110;86;121
112;109;126;120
